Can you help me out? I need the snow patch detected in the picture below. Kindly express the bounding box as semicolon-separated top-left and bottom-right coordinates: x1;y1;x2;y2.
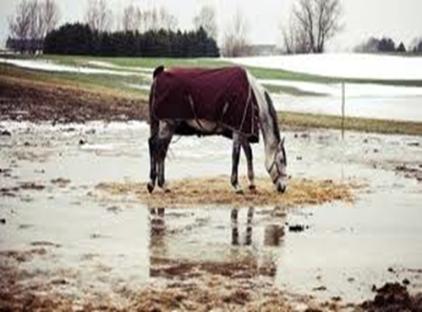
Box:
87;60;153;74
0;58;150;79
260;79;422;97
232;53;422;80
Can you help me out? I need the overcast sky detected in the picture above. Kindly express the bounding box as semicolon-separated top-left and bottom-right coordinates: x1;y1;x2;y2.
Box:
1;0;422;51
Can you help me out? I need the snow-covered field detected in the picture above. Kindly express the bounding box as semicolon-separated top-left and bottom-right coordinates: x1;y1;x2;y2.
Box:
260;79;422;97
87;60;153;74
274;93;422;122
2;54;422;122
232;53;422;81
0;58;151;79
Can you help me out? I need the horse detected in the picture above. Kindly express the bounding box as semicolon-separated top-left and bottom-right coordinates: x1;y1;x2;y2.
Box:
147;66;287;194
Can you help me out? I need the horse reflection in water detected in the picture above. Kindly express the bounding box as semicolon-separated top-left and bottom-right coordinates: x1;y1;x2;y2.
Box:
150;207;166;236
231;207;254;246
150;207;284;268
231;207;285;248
150;207;284;278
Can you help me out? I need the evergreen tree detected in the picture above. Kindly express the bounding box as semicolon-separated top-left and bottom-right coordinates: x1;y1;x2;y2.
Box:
43;22;220;57
396;42;406;53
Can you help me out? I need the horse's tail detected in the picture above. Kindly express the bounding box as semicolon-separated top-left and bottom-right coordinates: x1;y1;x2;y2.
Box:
153;65;165;79
149;66;164;134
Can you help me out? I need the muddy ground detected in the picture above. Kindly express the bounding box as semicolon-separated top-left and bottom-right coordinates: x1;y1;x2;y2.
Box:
0;76;148;123
1;77;422;311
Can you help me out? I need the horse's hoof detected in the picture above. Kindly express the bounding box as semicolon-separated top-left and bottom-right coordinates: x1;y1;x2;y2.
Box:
235;188;244;195
249;185;257;193
147;183;154;193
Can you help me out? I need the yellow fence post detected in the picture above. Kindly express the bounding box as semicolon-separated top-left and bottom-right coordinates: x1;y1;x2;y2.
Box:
341;81;345;139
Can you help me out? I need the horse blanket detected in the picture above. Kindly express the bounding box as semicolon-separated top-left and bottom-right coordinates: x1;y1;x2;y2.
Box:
150;66;260;142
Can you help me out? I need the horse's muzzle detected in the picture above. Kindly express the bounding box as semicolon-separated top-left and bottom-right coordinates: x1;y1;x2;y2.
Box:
276;182;287;193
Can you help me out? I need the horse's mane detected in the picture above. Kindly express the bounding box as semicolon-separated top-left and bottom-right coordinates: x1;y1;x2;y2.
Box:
263;91;281;142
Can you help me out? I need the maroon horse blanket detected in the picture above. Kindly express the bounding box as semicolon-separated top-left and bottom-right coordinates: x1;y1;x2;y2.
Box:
150;66;259;142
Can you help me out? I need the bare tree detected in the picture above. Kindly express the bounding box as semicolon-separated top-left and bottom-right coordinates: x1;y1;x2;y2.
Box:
314;0;342;52
193;5;217;39
122;3;141;32
137;6;177;32
222;9;250;57
85;0;112;32
8;0;59;53
282;0;342;53
158;7;178;31
8;0;32;40
281;12;311;54
28;0;44;41
41;0;60;35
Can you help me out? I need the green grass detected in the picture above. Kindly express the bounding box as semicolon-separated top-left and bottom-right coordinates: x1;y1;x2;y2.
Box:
280;111;422;136
39;54;228;69
263;84;326;97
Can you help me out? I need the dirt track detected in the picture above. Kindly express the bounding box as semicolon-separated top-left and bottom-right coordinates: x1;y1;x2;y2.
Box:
0;76;148;123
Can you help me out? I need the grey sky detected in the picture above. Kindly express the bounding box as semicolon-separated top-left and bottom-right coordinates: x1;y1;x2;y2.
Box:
1;0;422;50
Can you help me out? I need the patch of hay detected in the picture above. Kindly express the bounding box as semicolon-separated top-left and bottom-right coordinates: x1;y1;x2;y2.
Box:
96;176;360;208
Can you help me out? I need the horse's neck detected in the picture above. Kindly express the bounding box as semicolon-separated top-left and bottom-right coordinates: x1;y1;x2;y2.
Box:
258;101;279;164
247;72;279;166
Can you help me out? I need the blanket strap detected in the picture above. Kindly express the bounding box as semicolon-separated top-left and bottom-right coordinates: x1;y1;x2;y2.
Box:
238;83;253;134
188;94;206;131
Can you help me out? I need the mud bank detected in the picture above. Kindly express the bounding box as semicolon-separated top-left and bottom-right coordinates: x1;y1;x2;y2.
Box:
0;76;148;123
96;176;358;208
361;282;422;312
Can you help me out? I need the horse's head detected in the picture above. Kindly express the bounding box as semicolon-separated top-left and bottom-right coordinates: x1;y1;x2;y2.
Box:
267;137;287;193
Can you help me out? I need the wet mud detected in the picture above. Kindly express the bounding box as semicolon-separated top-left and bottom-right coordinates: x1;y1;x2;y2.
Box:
361;282;422;312
1;121;422;311
0;76;148;123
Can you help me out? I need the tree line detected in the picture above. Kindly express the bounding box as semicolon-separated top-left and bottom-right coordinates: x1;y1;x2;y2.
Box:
354;37;422;54
43;23;219;57
6;0;347;57
7;0;220;57
10;0;420;57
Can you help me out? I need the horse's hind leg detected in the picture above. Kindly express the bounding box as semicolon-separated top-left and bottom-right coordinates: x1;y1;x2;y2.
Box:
231;133;243;194
156;121;175;192
156;138;171;192
147;137;157;193
147;118;159;193
241;138;256;191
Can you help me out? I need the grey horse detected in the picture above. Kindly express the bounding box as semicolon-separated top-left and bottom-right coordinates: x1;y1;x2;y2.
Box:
147;67;287;193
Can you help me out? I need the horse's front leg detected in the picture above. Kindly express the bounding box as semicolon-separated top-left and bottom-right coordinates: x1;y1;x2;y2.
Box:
231;133;243;194
241;139;256;192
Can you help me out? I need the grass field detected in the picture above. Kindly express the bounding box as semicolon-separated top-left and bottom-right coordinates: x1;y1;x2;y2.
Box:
0;62;146;97
6;54;422;86
1;54;422;135
280;111;422;136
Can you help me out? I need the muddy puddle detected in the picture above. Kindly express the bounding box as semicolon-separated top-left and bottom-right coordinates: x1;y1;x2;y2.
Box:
1;120;421;310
